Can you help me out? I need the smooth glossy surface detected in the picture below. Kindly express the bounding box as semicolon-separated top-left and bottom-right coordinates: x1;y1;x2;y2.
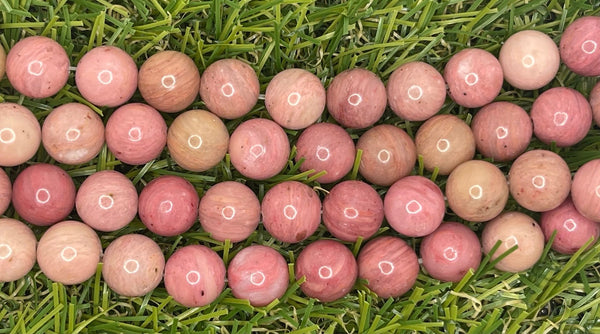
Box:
295;240;357;302
471;101;532;161
357;236;419;298
384;176;445;237
42;103;105;165
541;197;599;254
138;50;200;112
199;59;259;119
164;245;226;307
139;176;199;237
261;181;321;243
482;211;545;273
0;218;37;282
530;87;592;147
12;163;76;226
444;48;503;108
508;150;571;212
387;61;446;121
420;222;482;282
560;16;600;76
102;234;165;297
6;36;69;98
76;170;138;232
0;103;41;167
499;30;560;90
415;114;475;175
167;109;229;172
37;221;102;285
356;124;416;186
326;68;387;129
322;180;383;242
446;160;508;222
198;181;260;243
294;123;355;184
572;159;600;221
229;118;290;180
75;45;138;107
105;103;167;165
265;68;326;130
228;245;289;306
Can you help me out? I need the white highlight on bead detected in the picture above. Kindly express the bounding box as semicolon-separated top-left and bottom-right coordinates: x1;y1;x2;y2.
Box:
436;139;450;153
443;247;458;261
160;200;173;213
123;259;140;274
221;83;235;97
316;146;330;161
97;69;114;85
161;75;176;89
318;265;333;279
0;128;16;144
128;127;142;142
60;246;77;262
187;134;202;149
221;206;236;220
405;200;423;214
595;185;600;198
377;149;391;163
407;85;423;100
465;72;479;86
347;93;363;106
563;218;577;232
27;60;44;76
378;260;394;275
0;244;13;260
65;128;81;142
505;235;519;248
250;144;265;159
582;40;598;54
495;126;508;139
98;195;114;210
283;205;297;220
186;270;201;285
343;207;359;219
531;175;546;189
250;271;266;286
287;92;301;106
35;188;51;204
469;185;483;200
521;55;535;68
553;112;569;127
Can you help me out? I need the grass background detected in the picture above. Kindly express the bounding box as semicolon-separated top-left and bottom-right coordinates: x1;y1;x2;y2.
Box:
1;0;600;333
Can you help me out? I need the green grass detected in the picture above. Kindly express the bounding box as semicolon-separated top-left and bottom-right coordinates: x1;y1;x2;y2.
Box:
1;0;600;333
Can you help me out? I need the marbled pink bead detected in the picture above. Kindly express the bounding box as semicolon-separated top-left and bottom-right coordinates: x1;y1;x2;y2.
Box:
12;163;75;226
6;36;69;98
105;103;167;165
541;197;600;254
357;236;419;298
199;181;260;243
295;123;355;184
384;176;445;237
138;175;199;237
227;245;289;306
261;181;321;243
164;245;226;307
295;239;357;302
322;180;383;242
76;170;138;232
444;48;503;108
420;222;482;282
